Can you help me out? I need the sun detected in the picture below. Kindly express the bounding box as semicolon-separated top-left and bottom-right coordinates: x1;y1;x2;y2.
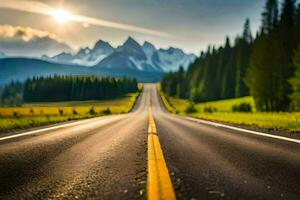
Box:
52;9;71;24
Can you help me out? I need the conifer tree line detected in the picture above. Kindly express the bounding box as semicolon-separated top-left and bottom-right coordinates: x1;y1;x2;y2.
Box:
1;76;138;103
161;19;253;103
161;0;300;111
23;76;138;102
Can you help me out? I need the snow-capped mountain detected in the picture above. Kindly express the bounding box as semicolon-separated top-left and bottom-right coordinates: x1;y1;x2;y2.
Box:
142;41;156;56
43;40;114;66
156;47;196;72
43;37;196;72
95;37;196;72
96;37;161;71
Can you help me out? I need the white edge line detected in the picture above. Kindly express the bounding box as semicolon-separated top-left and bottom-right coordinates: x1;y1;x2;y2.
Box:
0;120;89;142
184;116;300;144
0;115;118;142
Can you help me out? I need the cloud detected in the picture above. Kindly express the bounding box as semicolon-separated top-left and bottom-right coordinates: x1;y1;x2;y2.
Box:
0;24;61;42
0;25;71;57
0;0;170;37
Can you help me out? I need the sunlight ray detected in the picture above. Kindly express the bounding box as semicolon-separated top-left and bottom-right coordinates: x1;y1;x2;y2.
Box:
0;0;169;37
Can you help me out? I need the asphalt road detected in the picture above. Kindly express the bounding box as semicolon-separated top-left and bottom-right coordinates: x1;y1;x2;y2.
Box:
0;87;150;200
0;84;300;200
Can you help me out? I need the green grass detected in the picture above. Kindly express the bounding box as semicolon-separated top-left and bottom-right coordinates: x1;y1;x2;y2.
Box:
159;91;177;113
0;93;139;132
0;116;86;131
161;92;300;132
189;112;300;132
167;96;256;113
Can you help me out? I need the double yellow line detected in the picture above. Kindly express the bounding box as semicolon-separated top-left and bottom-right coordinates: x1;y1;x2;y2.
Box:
147;104;176;200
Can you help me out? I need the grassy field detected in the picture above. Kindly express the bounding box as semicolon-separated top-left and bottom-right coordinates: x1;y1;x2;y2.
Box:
160;92;300;132
167;96;256;113
0;93;139;132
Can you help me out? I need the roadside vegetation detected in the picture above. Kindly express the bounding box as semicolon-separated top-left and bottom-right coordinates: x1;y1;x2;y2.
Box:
161;0;300;112
160;91;300;132
0;75;140;133
0;93;140;132
159;0;300;133
0;93;139;132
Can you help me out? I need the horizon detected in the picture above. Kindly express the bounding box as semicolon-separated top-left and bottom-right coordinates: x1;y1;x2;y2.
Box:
52;36;198;57
0;36;197;58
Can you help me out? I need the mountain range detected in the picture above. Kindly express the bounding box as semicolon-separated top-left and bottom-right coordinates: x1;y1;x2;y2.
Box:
42;40;114;66
0;37;196;85
43;37;196;72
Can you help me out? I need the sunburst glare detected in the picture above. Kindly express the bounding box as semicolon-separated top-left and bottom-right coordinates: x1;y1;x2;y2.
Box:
52;9;71;24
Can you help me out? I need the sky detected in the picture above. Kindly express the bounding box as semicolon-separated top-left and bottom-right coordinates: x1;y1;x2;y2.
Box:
0;0;265;55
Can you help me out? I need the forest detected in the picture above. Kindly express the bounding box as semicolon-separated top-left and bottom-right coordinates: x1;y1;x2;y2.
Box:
0;76;138;104
161;0;300;112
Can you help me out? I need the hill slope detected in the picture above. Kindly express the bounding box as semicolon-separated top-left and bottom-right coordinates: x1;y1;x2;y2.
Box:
0;58;164;85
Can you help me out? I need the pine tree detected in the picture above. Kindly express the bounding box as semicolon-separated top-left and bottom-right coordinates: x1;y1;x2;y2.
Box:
246;0;296;111
275;0;297;110
262;0;279;33
176;66;186;98
243;18;253;43
289;47;300;111
246;33;276;111
296;3;300;44
235;19;252;97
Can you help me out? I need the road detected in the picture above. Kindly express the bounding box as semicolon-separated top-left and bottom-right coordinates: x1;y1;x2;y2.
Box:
0;84;300;200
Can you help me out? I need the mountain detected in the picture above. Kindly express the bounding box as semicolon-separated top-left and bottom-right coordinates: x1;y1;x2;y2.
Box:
95;37;196;72
0;58;88;85
45;37;196;72
95;37;160;71
0;37;195;85
142;41;156;56
0;58;164;85
43;39;114;66
42;52;74;63
156;47;196;72
74;40;114;65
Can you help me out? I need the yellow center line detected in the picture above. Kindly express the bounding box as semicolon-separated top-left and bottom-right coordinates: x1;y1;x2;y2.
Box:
147;98;176;200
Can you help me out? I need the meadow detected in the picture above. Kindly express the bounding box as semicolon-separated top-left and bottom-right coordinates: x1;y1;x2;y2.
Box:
160;92;300;133
0;93;139;132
